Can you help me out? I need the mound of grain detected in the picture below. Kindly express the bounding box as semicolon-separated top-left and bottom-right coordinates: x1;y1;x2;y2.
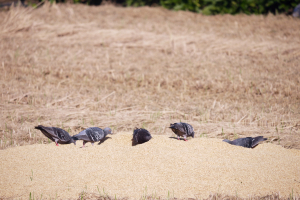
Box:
0;133;299;199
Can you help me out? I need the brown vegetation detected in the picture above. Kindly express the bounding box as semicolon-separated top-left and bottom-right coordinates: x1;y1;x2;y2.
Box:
0;2;300;150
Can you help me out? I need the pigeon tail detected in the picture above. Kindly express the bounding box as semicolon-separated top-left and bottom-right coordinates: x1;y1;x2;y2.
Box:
34;125;44;131
222;139;231;143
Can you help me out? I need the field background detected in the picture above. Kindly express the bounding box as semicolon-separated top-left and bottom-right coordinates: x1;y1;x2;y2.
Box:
0;2;300;150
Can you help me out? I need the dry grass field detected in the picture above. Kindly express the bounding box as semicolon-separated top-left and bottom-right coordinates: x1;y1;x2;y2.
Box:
0;2;299;149
0;3;300;199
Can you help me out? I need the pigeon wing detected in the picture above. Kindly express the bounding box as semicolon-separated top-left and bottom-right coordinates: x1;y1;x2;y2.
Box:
170;123;186;136
137;129;152;144
35;125;55;142
184;123;194;137
53;127;72;142
73;130;91;141
230;138;252;148
86;127;105;142
173;123;186;133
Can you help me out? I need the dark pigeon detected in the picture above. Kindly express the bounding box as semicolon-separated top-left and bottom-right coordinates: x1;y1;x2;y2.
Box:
293;4;300;18
223;136;267;148
133;128;152;145
0;0;27;8
72;127;112;148
169;122;194;141
35;125;75;146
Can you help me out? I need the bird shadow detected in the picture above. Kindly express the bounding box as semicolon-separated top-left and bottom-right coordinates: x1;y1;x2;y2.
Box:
169;136;184;141
97;137;112;145
132;139;153;146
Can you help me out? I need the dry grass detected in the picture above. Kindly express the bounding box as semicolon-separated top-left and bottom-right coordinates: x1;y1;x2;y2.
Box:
0;2;299;151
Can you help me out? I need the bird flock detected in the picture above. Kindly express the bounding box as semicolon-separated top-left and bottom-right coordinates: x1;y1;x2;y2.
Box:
35;122;267;148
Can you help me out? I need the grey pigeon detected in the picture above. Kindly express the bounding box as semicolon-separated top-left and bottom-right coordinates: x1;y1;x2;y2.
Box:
169;122;194;141
293;4;300;18
133;128;152;144
35;125;75;146
223;136;267;148
72;127;112;147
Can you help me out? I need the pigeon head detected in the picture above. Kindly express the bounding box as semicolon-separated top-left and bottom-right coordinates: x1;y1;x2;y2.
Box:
104;127;112;135
70;137;76;145
191;131;195;138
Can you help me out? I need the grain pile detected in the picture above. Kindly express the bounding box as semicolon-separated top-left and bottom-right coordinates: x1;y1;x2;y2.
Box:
0;133;299;199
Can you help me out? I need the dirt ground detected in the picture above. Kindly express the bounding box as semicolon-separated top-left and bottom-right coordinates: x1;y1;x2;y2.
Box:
0;2;300;199
0;133;299;199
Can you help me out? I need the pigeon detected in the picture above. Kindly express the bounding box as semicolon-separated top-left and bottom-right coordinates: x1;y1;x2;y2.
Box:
35;125;75;146
293;4;300;18
223;136;267;148
0;0;27;8
169;122;194;141
72;127;112;147
133;128;152;145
